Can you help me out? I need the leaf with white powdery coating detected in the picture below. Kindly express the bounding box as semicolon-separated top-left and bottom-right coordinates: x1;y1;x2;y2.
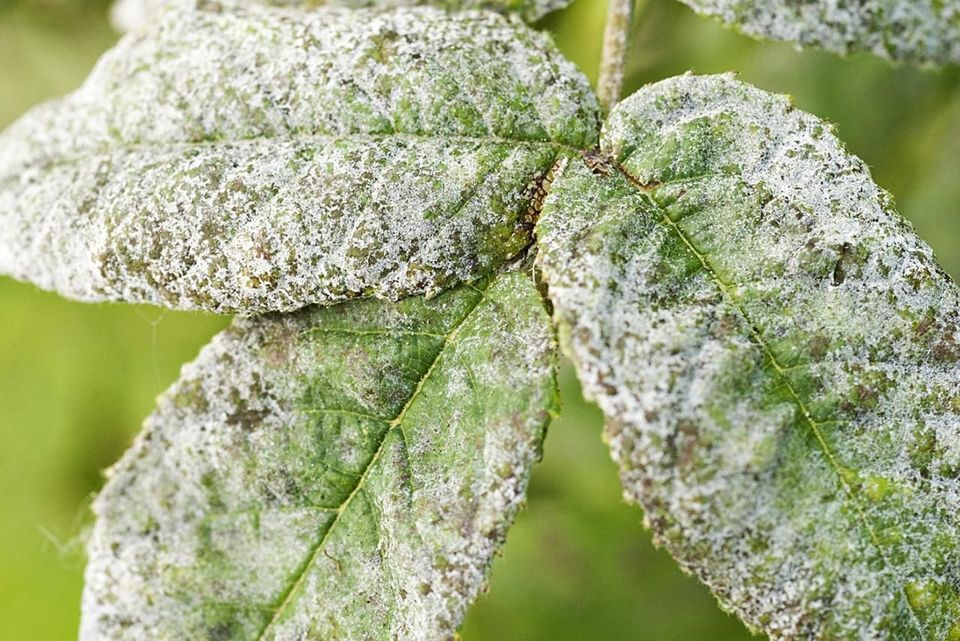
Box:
319;0;571;20
0;2;599;314
111;0;573;33
537;74;960;640
82;270;557;641
678;0;960;65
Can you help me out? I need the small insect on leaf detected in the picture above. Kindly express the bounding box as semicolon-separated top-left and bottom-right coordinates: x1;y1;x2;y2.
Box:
82;271;558;641
537;73;960;640
677;0;960;65
0;1;599;314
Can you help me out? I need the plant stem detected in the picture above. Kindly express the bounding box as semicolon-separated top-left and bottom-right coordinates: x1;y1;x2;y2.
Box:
598;0;635;115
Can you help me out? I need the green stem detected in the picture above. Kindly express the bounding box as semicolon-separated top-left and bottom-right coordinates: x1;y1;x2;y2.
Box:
598;0;635;114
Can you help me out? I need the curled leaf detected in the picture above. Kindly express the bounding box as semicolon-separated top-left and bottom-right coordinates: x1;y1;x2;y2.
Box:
678;0;960;65
0;2;598;313
538;74;960;639
82;270;557;640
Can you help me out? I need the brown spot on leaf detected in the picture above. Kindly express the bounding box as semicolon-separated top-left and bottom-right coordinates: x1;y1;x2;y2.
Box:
582;150;614;177
832;243;852;286
808;334;831;360
932;333;960;363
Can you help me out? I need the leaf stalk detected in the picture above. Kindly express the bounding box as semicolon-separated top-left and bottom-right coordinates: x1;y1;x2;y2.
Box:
598;0;635;114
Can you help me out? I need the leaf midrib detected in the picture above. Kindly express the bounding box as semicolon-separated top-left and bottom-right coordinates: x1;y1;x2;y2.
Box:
614;161;927;639
2;132;583;180
253;278;492;641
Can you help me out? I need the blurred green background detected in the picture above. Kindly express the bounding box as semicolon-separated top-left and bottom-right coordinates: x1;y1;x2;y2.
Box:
0;0;958;639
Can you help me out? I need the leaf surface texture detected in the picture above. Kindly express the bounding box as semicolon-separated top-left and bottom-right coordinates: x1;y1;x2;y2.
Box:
679;0;960;65
538;73;960;640
82;271;556;641
0;3;599;313
111;0;573;32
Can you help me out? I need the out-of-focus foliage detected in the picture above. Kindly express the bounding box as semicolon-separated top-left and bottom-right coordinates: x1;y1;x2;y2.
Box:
0;1;957;640
678;0;960;66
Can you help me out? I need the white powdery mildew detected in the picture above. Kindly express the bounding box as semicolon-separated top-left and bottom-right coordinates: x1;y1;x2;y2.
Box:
323;0;572;18
111;0;574;33
680;0;960;65
0;1;599;314
538;74;960;639
81;271;556;641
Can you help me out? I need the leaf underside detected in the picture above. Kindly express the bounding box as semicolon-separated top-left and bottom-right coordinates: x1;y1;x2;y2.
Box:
82;270;557;641
678;0;960;65
0;2;598;314
111;0;573;33
538;74;960;640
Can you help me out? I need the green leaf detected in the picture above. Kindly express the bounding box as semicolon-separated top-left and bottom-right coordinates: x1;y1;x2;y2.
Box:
0;2;599;314
319;0;572;20
112;0;573;33
82;270;557;640
537;73;960;640
677;0;960;65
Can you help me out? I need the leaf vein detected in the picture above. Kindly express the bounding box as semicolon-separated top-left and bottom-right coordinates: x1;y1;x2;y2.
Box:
252;278;492;640
8;134;579;178
616;162;927;638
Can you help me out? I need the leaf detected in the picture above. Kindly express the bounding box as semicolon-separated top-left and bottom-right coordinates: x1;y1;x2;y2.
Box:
0;3;599;314
677;0;960;65
319;0;571;20
111;0;573;33
537;73;960;640
81;270;557;641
